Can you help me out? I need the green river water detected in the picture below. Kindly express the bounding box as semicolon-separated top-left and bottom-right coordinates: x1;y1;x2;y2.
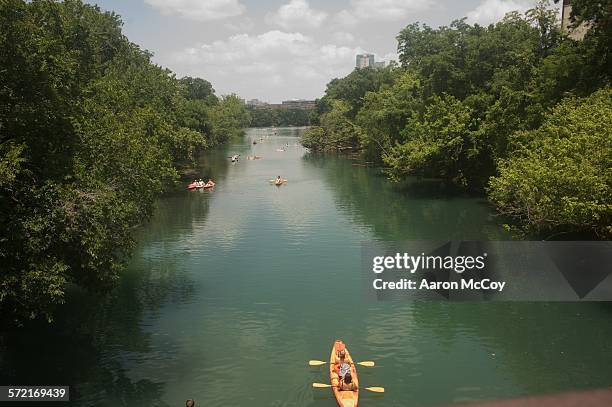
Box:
1;127;612;406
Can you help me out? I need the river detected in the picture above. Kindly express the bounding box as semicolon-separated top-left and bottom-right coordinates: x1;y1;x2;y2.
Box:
1;127;611;406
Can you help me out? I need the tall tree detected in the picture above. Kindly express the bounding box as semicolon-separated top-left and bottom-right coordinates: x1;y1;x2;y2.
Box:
0;0;248;323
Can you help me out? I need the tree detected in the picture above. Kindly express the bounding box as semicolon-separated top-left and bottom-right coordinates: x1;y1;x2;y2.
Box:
318;100;360;150
356;72;423;161
179;76;218;105
320;66;396;117
209;94;251;143
301;101;359;152
383;94;484;187
488;88;612;238
0;0;248;323
300;126;326;151
248;107;312;127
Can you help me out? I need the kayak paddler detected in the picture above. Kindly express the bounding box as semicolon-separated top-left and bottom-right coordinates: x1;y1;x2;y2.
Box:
331;340;348;386
339;371;357;391
332;340;347;364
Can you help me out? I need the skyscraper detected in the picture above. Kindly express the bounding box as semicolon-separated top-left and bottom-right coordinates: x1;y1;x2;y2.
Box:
356;54;375;69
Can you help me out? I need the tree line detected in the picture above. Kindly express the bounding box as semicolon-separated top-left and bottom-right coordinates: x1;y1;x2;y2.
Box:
302;0;610;239
248;106;316;127
0;0;250;323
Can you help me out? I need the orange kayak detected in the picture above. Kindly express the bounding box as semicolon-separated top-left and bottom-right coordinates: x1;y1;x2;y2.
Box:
329;340;359;407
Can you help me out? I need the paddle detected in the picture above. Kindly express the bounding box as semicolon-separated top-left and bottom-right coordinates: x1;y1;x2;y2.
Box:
312;383;384;393
309;360;375;367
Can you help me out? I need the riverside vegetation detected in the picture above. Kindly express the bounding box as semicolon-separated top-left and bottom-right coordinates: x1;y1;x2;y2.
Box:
0;0;250;323
248;106;316;127
302;0;611;240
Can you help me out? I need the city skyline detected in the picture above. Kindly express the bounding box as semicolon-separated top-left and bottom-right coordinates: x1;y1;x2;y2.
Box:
90;0;561;103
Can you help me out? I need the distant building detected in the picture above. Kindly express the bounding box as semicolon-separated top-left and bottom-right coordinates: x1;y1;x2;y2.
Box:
356;53;375;69
247;98;267;107
561;0;590;40
281;99;316;110
356;54;388;69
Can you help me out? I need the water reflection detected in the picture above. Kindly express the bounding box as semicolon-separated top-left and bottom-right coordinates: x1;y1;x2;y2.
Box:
0;181;206;406
302;153;508;241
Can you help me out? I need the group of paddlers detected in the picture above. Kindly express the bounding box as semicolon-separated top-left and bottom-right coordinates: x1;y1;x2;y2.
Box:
188;179;215;189
331;340;357;391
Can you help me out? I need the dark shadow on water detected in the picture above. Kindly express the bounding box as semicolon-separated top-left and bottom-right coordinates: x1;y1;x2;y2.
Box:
391;177;476;200
0;291;169;406
0;182;208;406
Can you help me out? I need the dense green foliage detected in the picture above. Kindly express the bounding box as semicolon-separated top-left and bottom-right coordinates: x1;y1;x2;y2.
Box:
303;65;398;156
305;0;610;237
489;89;611;238
318;66;397;117
210;95;252;141
0;0;249;323
248;107;314;127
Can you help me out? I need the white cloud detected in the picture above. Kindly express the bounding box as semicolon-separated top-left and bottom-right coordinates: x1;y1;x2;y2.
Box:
144;0;245;21
266;0;327;30
381;51;399;64
467;0;534;25
335;0;433;25
167;30;364;101
331;31;355;44
224;17;254;32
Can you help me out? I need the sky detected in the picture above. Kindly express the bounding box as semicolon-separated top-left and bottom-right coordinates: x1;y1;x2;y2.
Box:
90;0;562;103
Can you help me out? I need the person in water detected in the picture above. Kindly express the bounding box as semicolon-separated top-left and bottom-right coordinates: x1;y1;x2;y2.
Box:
185;399;195;407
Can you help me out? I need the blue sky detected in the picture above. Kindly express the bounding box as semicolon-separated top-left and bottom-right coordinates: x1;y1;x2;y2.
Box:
89;0;562;103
